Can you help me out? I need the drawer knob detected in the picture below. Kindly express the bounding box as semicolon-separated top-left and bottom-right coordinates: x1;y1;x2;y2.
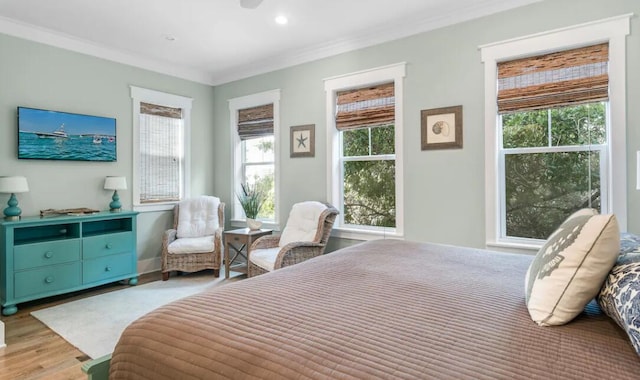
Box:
59;228;67;235
44;251;53;259
105;266;112;272
44;276;54;284
105;243;113;249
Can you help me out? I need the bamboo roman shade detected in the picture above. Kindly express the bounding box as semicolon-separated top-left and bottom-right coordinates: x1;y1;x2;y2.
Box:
497;43;609;113
237;104;274;140
335;82;395;130
141;102;182;119
139;102;183;203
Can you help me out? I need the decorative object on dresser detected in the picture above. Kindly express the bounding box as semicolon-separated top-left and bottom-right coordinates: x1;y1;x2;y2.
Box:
223;228;273;279
103;176;127;212
420;105;463;150
40;207;100;217
0;176;29;220
161;196;224;281
0;211;138;316
236;182;265;230
290;124;315;158
247;201;338;277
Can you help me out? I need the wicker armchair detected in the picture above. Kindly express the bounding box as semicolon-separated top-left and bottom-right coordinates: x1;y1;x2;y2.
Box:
161;196;225;281
247;201;338;277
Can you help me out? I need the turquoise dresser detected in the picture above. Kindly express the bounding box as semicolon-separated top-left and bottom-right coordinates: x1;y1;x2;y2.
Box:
0;211;138;316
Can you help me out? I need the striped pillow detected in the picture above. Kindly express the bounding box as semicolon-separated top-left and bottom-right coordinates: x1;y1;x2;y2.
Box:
525;209;620;326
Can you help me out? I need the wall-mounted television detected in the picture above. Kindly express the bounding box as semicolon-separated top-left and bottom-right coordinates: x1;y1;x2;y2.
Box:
18;106;117;162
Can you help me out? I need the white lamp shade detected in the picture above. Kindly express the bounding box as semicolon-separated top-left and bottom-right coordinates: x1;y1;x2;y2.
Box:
0;176;29;193
104;176;127;190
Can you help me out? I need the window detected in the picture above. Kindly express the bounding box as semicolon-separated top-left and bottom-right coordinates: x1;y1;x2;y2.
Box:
324;63;405;239
480;15;629;250
229;90;280;225
131;86;192;212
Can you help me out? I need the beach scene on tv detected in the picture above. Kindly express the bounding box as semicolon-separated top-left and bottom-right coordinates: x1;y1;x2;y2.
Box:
18;107;117;162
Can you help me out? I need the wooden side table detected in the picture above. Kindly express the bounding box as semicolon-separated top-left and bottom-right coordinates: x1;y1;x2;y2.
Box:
223;228;273;279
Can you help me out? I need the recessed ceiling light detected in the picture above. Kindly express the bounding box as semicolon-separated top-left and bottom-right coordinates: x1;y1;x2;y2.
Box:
275;15;288;25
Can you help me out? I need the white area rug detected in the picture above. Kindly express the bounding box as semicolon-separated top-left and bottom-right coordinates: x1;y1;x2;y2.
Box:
31;272;237;359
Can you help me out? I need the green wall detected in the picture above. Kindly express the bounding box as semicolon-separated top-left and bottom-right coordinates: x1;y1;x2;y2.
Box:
0;0;638;272
212;0;640;249
0;34;215;270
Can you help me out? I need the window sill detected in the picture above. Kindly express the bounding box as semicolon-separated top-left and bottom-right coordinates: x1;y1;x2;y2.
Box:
331;227;403;241
486;240;541;255
133;202;176;213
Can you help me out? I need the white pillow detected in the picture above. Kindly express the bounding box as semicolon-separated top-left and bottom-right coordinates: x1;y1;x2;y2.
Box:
176;196;221;238
279;201;328;247
524;208;620;326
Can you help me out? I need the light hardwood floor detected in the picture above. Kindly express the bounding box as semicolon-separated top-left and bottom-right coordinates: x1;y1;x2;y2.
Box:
0;272;159;380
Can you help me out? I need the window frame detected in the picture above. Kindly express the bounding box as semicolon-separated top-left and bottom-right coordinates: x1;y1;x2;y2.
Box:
228;89;281;229
324;63;406;240
131;86;192;212
480;15;630;252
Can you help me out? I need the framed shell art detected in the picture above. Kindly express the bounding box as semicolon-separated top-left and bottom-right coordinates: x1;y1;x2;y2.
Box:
290;124;315;158
420;105;463;150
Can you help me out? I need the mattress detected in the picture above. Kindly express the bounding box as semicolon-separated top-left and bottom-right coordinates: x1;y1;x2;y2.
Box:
109;239;640;379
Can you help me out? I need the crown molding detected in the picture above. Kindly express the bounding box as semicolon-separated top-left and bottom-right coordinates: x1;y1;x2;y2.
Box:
0;16;215;85
210;0;541;84
0;0;540;86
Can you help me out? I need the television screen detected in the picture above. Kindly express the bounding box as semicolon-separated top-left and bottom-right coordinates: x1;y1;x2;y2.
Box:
18;106;117;162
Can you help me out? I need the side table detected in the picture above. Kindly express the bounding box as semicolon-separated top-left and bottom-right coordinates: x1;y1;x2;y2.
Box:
223;228;273;279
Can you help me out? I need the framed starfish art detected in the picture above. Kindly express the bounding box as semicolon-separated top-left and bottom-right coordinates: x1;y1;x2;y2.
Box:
290;124;315;158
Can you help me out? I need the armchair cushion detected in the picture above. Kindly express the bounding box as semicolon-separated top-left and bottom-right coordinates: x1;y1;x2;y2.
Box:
176;196;221;238
168;236;215;254
279;201;328;247
249;247;281;272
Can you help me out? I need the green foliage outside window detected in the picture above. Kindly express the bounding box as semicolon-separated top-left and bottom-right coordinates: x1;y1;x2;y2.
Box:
342;125;395;227
502;103;606;240
243;136;275;220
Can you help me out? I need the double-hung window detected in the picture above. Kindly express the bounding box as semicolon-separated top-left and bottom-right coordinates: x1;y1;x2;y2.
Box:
131;86;192;211
481;16;629;250
325;63;405;239
498;44;609;241
229;90;280;225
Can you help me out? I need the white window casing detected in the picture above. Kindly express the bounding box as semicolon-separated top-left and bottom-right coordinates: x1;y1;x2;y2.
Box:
131;85;192;212
324;63;406;240
228;89;281;229
480;14;631;253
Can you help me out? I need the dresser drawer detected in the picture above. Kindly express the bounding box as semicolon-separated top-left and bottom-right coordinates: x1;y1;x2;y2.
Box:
14;240;81;270
14;262;81;299
82;232;134;259
83;253;133;284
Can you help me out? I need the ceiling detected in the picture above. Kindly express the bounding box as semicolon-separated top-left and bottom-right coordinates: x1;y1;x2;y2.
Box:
0;0;539;85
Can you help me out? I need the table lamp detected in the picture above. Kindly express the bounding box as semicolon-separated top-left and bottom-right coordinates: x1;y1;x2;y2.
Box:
104;176;127;212
0;176;29;220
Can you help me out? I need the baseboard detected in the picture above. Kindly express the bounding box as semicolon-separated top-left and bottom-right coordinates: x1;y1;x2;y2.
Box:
137;257;161;275
0;320;5;348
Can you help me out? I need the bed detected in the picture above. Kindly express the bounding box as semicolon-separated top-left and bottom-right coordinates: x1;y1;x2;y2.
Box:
87;239;640;379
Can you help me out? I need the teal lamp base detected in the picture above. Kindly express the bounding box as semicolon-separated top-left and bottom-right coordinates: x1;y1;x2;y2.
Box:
109;190;122;212
4;193;22;221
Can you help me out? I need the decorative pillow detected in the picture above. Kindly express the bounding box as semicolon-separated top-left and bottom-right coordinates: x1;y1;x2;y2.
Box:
597;233;640;355
279;201;328;247
525;208;620;326
176;196;221;238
